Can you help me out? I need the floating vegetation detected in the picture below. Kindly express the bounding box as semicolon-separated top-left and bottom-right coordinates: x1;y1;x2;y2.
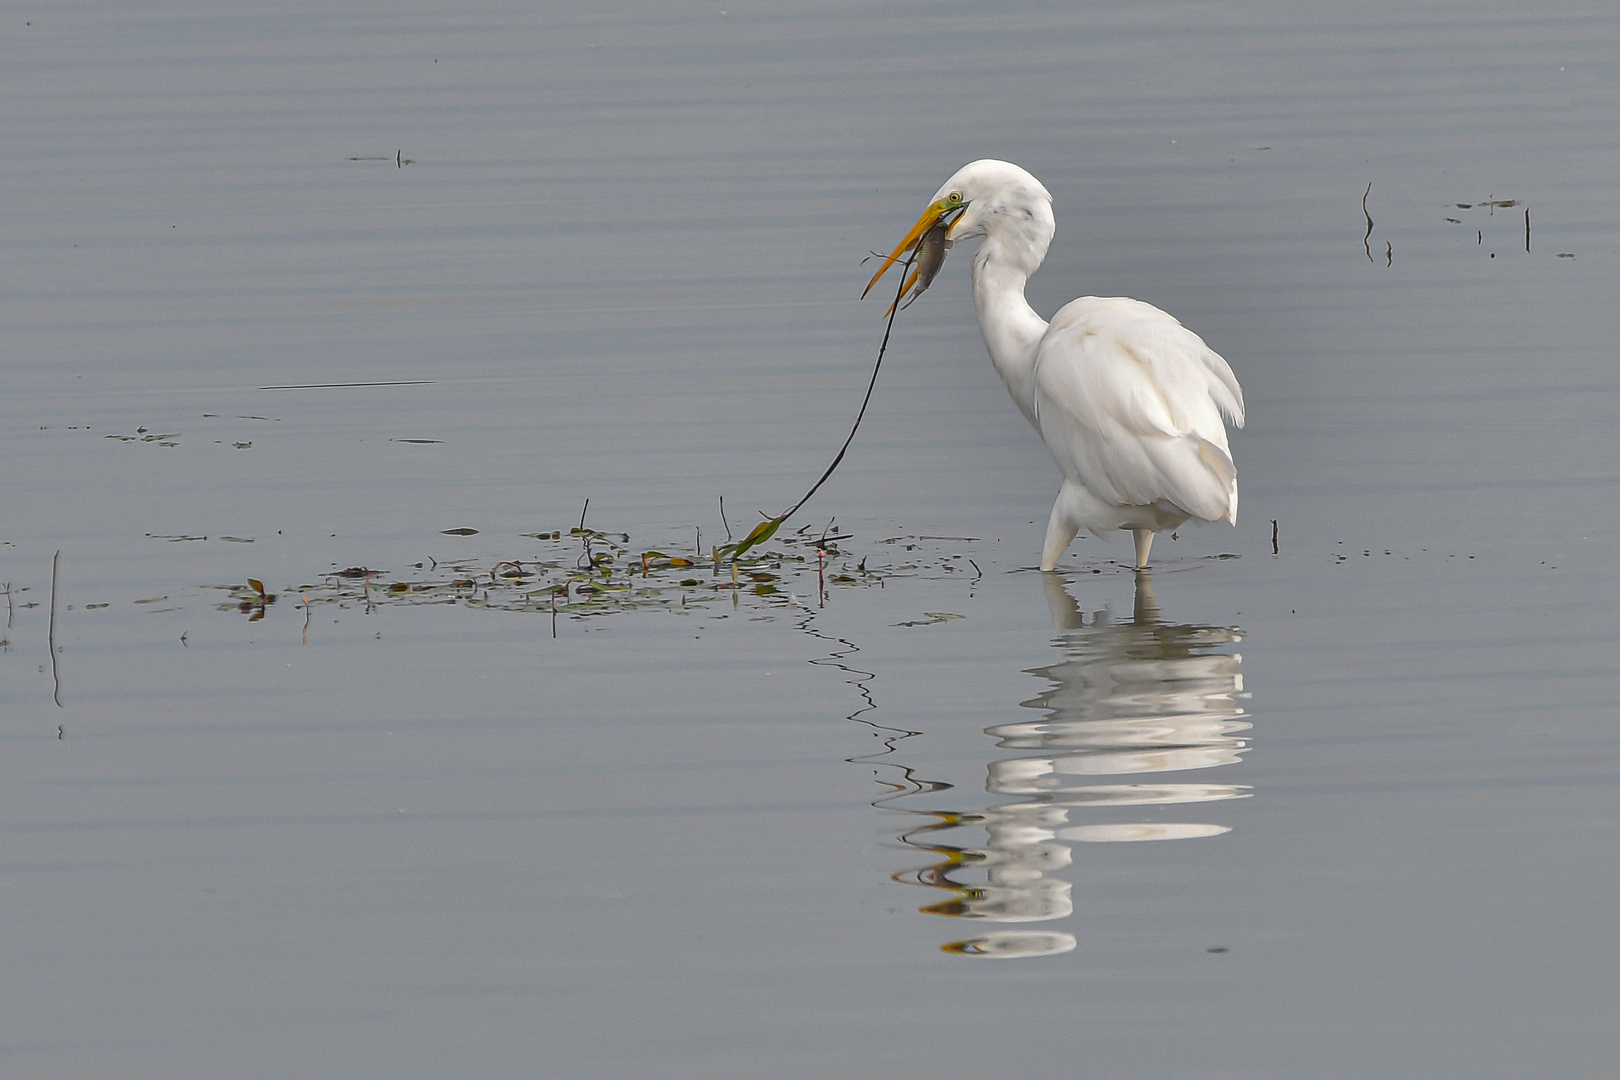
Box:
892;612;964;628
1442;195;1543;256
209;528;990;625
106;428;181;445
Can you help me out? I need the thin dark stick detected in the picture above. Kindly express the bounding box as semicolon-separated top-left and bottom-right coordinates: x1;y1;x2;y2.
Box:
715;244;919;562
1525;207;1530;252
48;550;62;708
1361;182;1374;263
577;498;589;533
779;261;911;522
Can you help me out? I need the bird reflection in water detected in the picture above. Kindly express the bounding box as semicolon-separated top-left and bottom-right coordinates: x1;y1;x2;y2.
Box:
892;571;1250;959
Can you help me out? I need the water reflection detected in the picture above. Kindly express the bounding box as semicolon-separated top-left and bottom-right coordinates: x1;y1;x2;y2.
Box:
893;572;1250;958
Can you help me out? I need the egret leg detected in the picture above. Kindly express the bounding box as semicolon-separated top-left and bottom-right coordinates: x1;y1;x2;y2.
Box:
1040;497;1080;572
1132;528;1154;570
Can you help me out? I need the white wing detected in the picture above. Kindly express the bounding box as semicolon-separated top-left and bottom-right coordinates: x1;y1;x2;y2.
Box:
1032;297;1245;529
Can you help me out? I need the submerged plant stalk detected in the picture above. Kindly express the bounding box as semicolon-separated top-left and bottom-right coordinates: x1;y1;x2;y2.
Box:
716;257;915;563
49;549;62;708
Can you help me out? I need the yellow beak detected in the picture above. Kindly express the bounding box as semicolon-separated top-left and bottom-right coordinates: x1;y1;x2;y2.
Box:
862;196;961;299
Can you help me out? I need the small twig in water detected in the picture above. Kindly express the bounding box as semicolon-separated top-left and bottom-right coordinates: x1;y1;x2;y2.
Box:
48;550;62;708
715;251;917;564
1361;182;1375;263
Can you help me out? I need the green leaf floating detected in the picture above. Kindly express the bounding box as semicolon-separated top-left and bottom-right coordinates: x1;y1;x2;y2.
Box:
715;515;785;563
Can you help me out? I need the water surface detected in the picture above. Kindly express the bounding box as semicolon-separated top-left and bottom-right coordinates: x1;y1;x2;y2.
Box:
3;1;1618;1076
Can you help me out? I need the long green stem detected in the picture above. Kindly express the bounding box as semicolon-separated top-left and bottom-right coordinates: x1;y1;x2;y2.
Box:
716;258;913;563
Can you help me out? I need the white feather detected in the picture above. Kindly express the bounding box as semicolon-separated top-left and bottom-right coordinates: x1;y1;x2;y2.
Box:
899;160;1246;569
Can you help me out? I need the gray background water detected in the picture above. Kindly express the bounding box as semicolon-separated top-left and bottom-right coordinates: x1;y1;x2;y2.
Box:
3;1;1618;1076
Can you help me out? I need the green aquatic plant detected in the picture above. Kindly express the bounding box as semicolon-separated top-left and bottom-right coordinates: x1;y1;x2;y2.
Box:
713;238;930;567
214;529;981;627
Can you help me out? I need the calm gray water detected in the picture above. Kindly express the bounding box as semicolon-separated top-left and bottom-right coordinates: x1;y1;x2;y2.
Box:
4;1;1619;1076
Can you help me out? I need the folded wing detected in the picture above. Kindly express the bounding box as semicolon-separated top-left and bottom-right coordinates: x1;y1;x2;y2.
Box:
1032;296;1245;529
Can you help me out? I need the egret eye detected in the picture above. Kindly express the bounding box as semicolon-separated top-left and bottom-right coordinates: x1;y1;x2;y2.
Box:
949;191;963;205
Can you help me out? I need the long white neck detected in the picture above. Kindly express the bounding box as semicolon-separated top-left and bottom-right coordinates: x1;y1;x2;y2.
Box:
969;224;1051;429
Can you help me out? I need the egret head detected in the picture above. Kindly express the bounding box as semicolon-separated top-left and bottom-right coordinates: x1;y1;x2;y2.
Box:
863;159;1054;301
861;189;968;300
933;159;1052;245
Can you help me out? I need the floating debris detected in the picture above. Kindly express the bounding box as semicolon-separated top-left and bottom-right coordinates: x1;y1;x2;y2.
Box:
208;529;993;624
347;149;414;167
893;611;965;628
107;431;181;443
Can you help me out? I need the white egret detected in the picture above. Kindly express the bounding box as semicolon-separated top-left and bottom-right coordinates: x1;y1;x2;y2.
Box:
865;160;1244;571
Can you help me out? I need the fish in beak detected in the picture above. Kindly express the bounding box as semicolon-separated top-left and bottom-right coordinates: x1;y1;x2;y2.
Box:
862;192;967;315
